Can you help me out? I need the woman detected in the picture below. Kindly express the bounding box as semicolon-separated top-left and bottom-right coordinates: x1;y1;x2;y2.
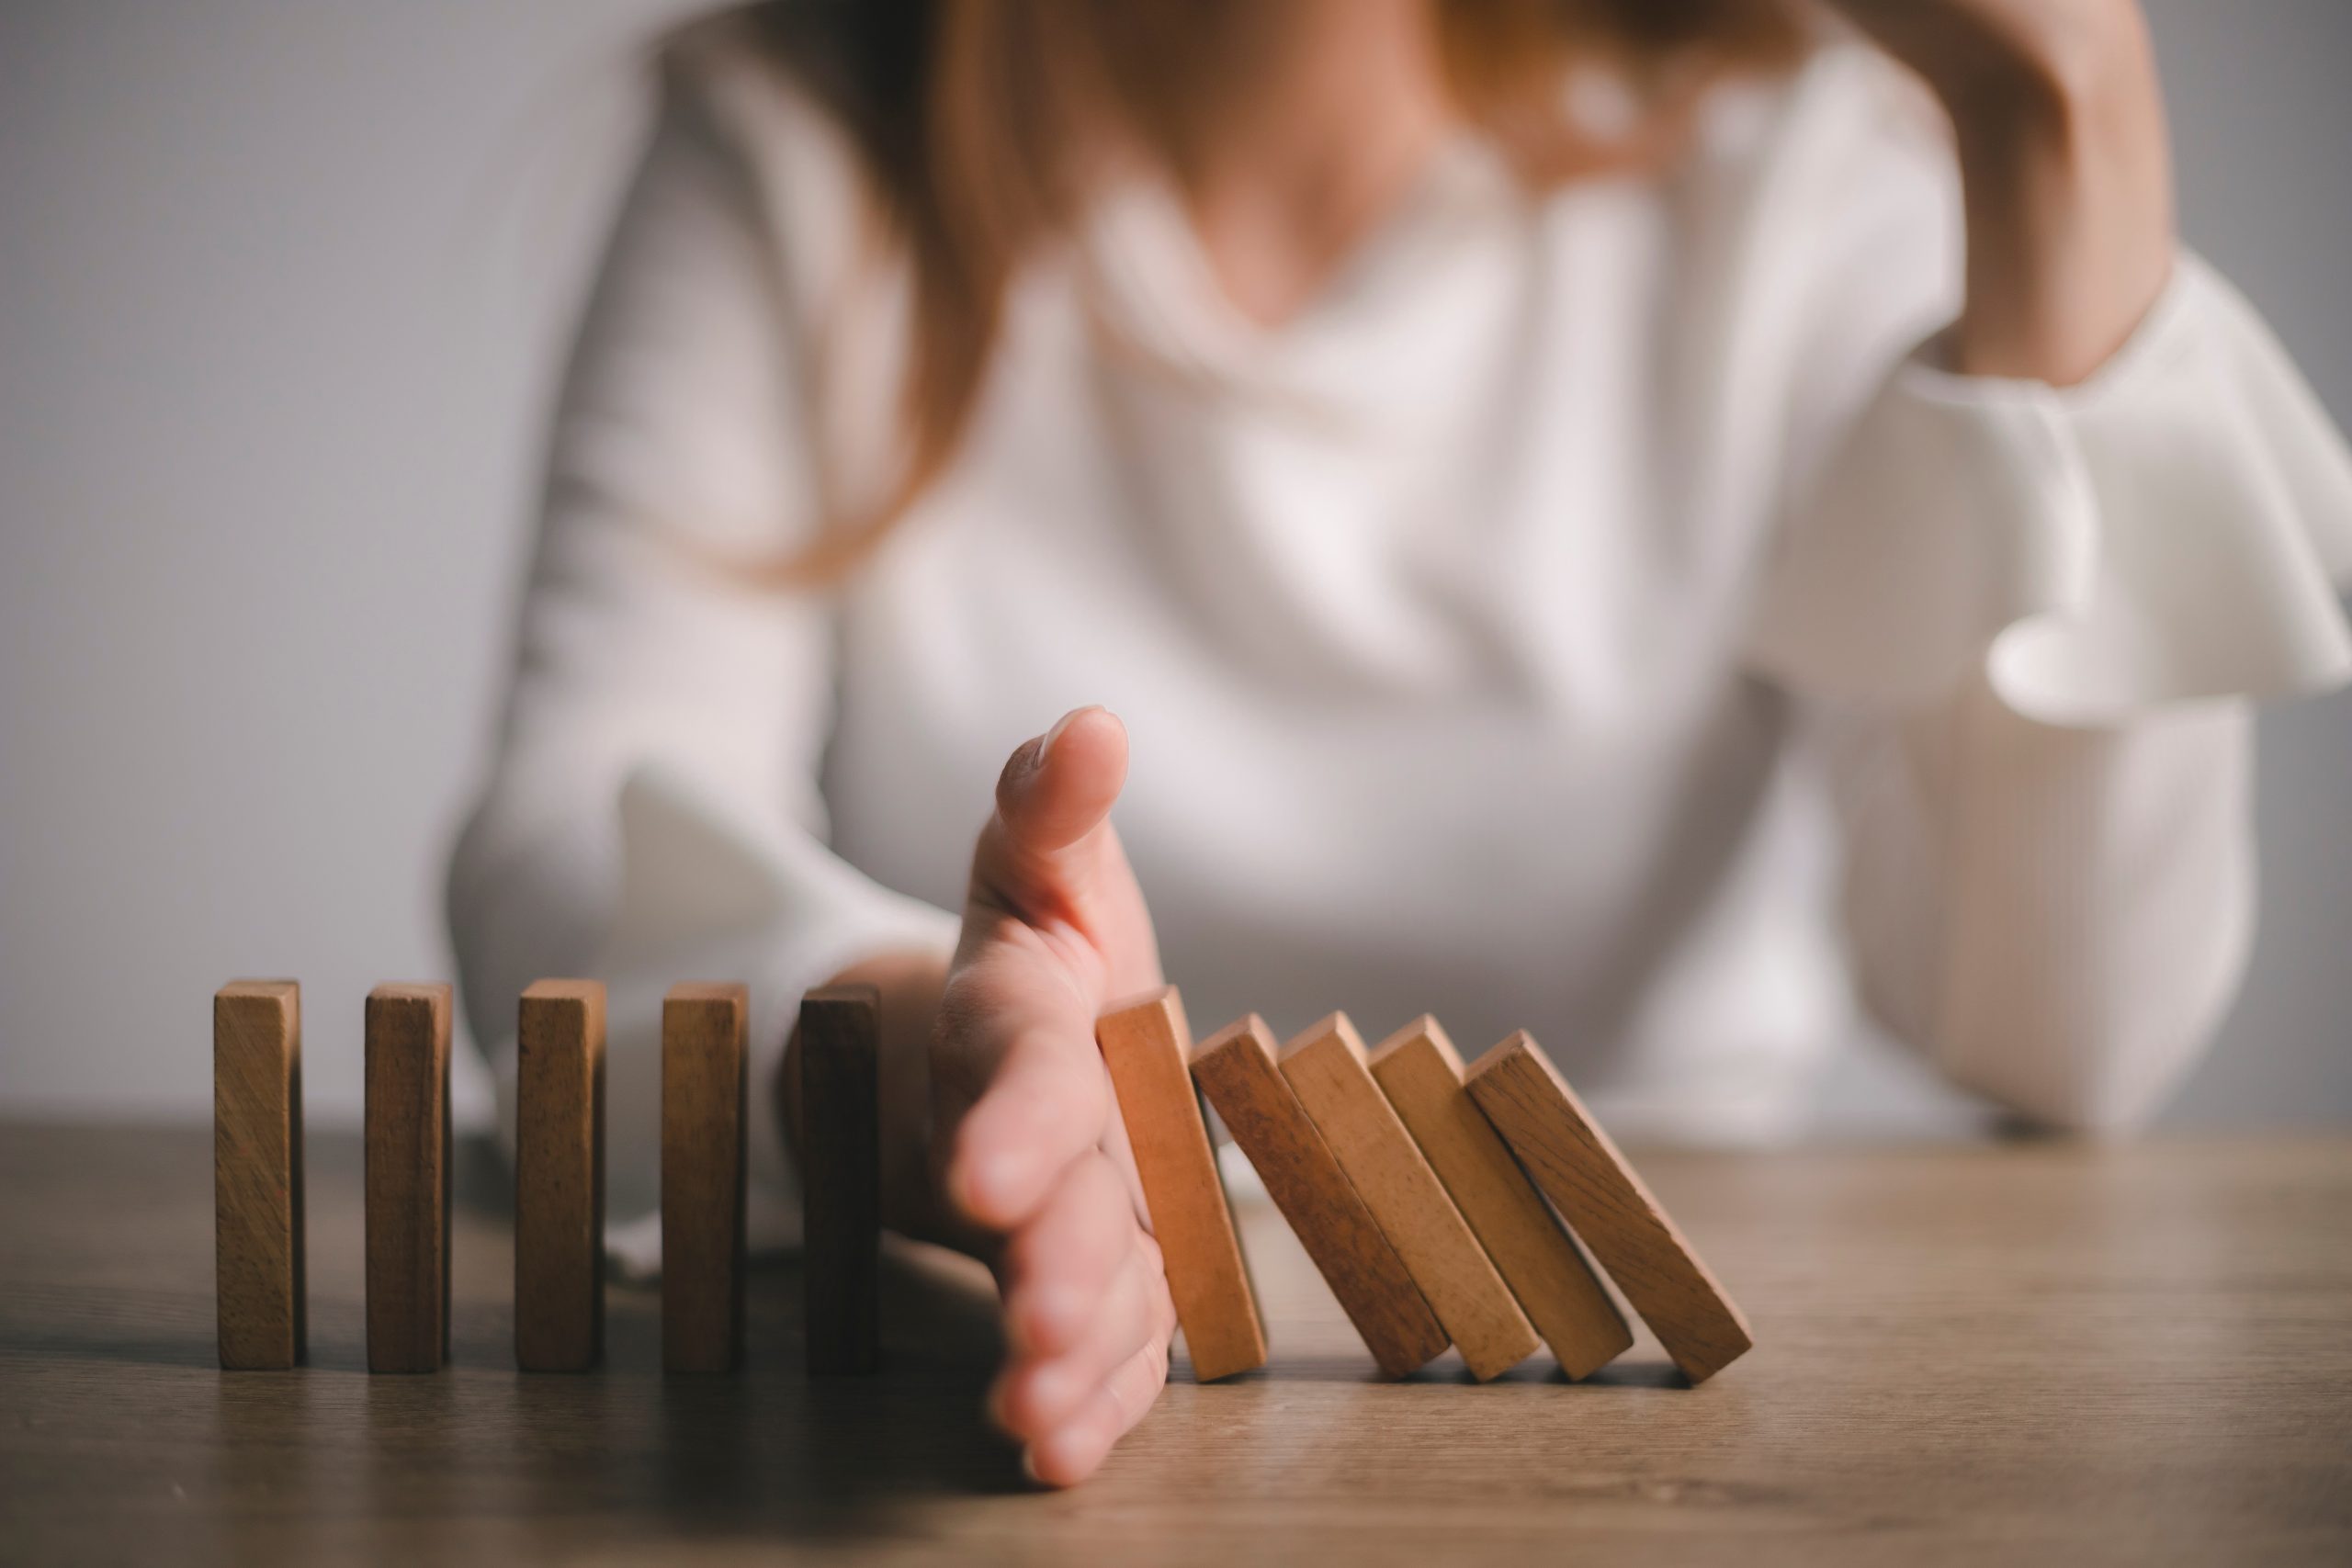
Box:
448;0;2352;1484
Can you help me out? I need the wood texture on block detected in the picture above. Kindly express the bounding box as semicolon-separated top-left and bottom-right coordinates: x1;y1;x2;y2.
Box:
514;979;605;1371
1189;1015;1447;1379
801;985;881;1375
1465;1033;1752;1383
1281;1013;1540;1381
1096;987;1267;1382
214;980;305;1370
1367;1017;1633;1378
662;982;748;1373
365;982;452;1373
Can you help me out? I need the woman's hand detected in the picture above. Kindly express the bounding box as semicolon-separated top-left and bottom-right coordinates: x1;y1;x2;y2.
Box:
929;706;1173;1485
783;708;1170;1483
1827;0;2175;384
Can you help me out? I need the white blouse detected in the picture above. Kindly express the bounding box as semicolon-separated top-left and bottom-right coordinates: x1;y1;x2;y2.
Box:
447;17;2352;1242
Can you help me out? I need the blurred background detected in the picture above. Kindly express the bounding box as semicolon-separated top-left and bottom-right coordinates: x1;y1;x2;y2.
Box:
3;0;2347;1133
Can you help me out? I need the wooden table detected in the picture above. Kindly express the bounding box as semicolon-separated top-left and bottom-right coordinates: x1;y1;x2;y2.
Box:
3;1124;2347;1565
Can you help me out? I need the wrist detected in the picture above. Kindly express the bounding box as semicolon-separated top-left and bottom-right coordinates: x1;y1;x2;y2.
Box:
1939;41;2174;385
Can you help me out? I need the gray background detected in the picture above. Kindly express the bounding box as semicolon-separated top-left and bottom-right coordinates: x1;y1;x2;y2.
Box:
3;1;2346;1131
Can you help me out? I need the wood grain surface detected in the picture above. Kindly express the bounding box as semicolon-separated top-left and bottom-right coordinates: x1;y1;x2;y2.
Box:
514;979;605;1372
213;979;304;1370
1096;987;1267;1382
1367;1016;1631;1378
363;982;451;1374
4;1124;2350;1564
1191;1015;1447;1379
662;982;748;1374
800;985;881;1376
1280;1013;1537;1381
1467;1032;1751;1383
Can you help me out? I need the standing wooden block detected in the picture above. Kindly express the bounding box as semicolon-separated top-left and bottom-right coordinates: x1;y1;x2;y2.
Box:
1281;1013;1540;1381
214;980;305;1370
1096;987;1266;1382
514;979;605;1371
1465;1033;1752;1383
663;982;748;1373
1190;1015;1447;1380
1367;1017;1632;1379
800;984;880;1375
366;982;452;1374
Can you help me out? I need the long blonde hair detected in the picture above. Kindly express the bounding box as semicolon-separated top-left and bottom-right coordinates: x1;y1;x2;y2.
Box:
747;0;1805;582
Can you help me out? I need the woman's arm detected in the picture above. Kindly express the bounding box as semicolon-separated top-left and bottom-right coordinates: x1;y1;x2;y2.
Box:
1830;682;2256;1132
447;50;956;1224
1748;13;2352;1128
451;44;1176;1486
1827;0;2173;385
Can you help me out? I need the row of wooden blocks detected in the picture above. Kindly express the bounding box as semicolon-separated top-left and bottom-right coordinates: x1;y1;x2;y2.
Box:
217;975;1748;1386
213;977;884;1375
1097;988;1751;1383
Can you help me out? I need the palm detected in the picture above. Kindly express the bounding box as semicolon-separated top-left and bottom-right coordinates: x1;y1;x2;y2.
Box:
928;708;1176;1488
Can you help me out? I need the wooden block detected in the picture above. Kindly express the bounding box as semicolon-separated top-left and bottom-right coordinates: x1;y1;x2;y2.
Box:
365;982;452;1373
800;984;880;1375
1096;987;1266;1382
663;982;748;1373
1189;1015;1447;1380
214;980;305;1370
514;979;605;1371
1465;1032;1752;1383
1367;1016;1632;1379
1281;1013;1540;1381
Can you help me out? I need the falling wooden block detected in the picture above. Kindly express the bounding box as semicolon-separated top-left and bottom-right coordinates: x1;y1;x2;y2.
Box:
214;980;305;1370
663;982;748;1373
1096;987;1266;1382
1367;1017;1632;1379
1466;1032;1751;1383
801;984;881;1375
514;979;605;1372
1281;1013;1540;1381
366;983;453;1373
1190;1015;1447;1380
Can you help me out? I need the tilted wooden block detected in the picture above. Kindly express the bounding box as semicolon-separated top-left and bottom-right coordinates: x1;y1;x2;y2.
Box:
1190;1015;1447;1380
1367;1017;1632;1379
1465;1033;1751;1383
801;985;881;1375
515;979;605;1372
366;982;452;1373
663;982;750;1374
214;980;305;1370
1282;1013;1540;1381
1096;987;1266;1382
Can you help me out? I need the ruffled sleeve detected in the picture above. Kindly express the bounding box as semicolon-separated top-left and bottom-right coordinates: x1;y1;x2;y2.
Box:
1747;253;2352;723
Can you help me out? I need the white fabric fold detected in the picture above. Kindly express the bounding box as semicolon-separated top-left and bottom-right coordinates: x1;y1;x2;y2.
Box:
1748;254;2352;724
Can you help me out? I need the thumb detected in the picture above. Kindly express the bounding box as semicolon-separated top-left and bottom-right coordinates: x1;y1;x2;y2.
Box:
970;706;1131;934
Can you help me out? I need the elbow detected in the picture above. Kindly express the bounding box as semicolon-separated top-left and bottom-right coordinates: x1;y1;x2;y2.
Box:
1934;865;2256;1138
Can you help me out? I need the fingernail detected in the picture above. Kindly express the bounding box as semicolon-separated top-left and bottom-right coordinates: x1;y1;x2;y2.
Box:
1041;705;1098;758
1020;1446;1045;1486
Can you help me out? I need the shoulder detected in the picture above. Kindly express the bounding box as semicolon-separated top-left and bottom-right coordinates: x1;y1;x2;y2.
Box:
638;6;879;303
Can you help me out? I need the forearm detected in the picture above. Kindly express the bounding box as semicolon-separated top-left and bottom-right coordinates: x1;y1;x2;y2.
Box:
1846;682;2256;1131
1834;1;2176;386
1946;39;2174;384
